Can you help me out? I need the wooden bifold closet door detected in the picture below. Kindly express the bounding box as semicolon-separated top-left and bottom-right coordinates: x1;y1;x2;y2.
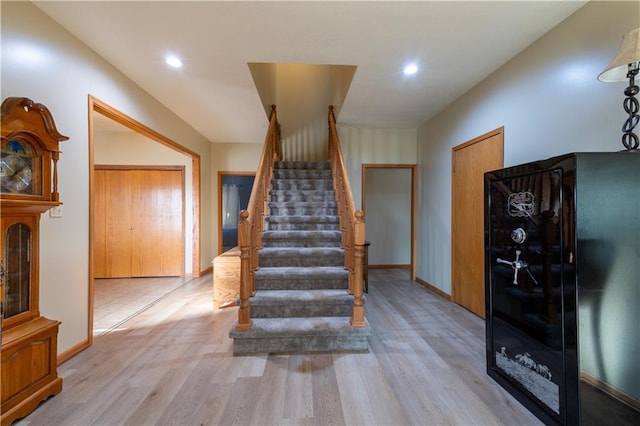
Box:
94;167;184;278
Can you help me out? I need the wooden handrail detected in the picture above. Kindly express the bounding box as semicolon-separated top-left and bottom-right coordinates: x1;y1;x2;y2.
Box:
236;105;281;331
327;106;366;327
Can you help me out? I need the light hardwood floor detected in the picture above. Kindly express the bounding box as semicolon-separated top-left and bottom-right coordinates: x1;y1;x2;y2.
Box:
18;269;542;426
93;276;190;337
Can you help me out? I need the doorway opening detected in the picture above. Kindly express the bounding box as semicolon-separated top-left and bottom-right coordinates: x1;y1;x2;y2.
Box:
88;96;202;343
361;164;417;281
217;172;255;254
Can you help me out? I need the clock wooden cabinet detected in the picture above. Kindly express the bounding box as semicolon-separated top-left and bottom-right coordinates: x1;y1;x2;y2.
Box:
1;97;67;425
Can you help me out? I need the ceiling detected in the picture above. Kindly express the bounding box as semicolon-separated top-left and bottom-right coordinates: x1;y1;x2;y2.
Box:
34;1;587;143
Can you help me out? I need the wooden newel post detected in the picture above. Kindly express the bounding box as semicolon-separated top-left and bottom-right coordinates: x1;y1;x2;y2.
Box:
351;210;366;328
236;210;252;331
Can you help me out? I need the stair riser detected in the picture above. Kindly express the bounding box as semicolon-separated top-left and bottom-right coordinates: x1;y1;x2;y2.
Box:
263;231;341;239
264;217;340;231
259;255;344;268
275;161;331;170
255;279;348;291
271;180;333;191
232;335;369;355
251;303;352;318
262;240;341;248
268;196;336;204
268;206;337;216
270;194;335;202
273;170;333;179
265;223;340;231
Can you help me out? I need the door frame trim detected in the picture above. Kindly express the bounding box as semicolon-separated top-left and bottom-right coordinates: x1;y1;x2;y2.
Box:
88;95;201;346
361;163;417;281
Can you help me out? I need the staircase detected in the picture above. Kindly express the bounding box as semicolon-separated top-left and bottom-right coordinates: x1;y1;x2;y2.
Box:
229;161;370;354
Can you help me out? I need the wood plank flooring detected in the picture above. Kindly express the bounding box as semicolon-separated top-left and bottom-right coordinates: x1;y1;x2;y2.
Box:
93;276;188;336
18;269;542;425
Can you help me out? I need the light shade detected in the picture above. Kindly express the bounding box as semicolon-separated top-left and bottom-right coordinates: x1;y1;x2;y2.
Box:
598;27;640;82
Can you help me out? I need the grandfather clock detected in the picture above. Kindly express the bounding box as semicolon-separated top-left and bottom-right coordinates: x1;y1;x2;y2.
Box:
0;97;67;425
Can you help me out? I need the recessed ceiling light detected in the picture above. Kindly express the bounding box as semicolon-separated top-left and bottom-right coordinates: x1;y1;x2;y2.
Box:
403;64;418;75
165;55;183;68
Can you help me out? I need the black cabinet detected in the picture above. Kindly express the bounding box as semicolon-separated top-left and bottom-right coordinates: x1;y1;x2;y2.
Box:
484;152;639;425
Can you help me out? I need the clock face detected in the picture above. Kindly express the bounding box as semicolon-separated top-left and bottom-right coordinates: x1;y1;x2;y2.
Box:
1;139;35;195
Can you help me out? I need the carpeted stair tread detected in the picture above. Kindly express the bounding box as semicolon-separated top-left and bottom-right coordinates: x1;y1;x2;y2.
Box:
229;316;370;354
259;247;344;256
270;189;335;203
265;215;339;224
250;289;353;305
255;266;348;279
273;170;333;179
271;182;333;191
269;201;337;208
262;230;341;239
262;230;342;247
254;266;349;290
264;216;340;232
258;247;344;267
230;317;371;339
268;203;337;216
249;290;355;318
274;161;331;170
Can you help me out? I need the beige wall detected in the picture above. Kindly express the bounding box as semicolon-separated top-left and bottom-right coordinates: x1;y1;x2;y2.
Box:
364;168;412;265
1;2;213;355
417;0;639;295
416;0;639;400
337;126;417;267
338;126;417;209
278;64;332;162
211;142;263;254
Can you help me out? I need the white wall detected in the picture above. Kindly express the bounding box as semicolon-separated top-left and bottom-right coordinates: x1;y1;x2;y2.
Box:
416;0;639;295
365;168;412;265
1;2;213;355
95;130;194;273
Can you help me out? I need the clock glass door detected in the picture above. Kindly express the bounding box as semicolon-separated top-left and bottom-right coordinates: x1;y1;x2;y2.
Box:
2;222;32;321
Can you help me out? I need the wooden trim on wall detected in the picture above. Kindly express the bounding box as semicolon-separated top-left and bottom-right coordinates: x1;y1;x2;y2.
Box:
361;164;417;281
58;339;91;365
217;171;256;255
87;95;202;349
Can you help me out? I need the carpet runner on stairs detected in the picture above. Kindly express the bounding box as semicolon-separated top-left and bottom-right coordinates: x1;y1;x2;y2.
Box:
229;161;370;354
